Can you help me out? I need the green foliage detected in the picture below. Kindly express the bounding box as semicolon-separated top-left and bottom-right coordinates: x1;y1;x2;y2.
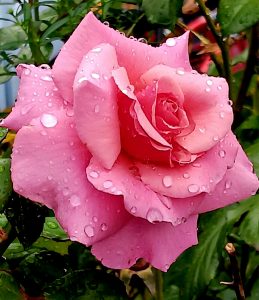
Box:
0;158;12;212
0;271;23;300
218;0;259;36
142;0;183;28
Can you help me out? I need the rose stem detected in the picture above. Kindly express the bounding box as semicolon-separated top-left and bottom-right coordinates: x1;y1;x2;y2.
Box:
235;22;259;111
153;268;164;300
196;0;233;99
224;243;246;300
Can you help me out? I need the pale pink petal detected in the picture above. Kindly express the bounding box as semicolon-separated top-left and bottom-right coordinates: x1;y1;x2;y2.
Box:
197;146;259;213
92;214;198;271
53;12;191;103
73;44;121;169
3;64;64;131
86;155;203;225
139;65;233;153
136;132;238;198
11;108;130;245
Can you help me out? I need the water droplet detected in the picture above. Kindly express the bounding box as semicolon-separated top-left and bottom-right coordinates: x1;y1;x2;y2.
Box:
103;180;113;189
47;175;52;180
162;175;172;188
176;68;185;75
103;21;109;26
192;163;201;168
84;225;95;237
166;38;176;47
40;75;52;81
91;73;100;79
47;221;58;229
146;208;163;223
130;206;137;214
91;47;102;53
217;85;222;90
188;184;199;193
218;149;226;158
225;181;232;189
66;108;74;117
206;79;213;86
205;87;211;92
40;113;58;128
45;91;50;97
228;100;233;106
94;105;100;113
24;68;31;76
183;173;190;179
78;77;88;84
164;264;169;271
101;223;108;231
69;195;81;207
89;171;99;178
199;127;206;133
138;37;148;43
92;216;98;223
219;111;225;118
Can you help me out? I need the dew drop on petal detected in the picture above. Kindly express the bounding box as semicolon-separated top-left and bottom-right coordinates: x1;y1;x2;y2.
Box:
84;225;95;237
89;171;99;178
40;75;52;82
166;38;176;47
176;68;185;75
219;111;225;119
213;136;219;142
24;69;31;76
228;100;233;106
91;47;102;53
183;173;190;179
103;21;109;26
225;180;232;189
206;79;213;86
101;223;108;231
94;105;100;113
205;87;211;92
40;113;58;128
78;77;88;84
103;180;113;189
69;195;81;207
162;175;172;188
130;206;137;214
146;208;163;223
192;163;201;168
188;184;199;193
217;85;222;90
92;216;98;223
218;149;226;158
199;127;206;133
91;73;100;79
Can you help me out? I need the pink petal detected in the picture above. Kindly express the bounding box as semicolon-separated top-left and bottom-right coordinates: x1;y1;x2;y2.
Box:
73;44;121;169
86;155;203;225
53;12;191;103
136;132;238;198
11;108;130;245
197;146;259;213
92;214;198;271
139;65;233;153
3;64;63;131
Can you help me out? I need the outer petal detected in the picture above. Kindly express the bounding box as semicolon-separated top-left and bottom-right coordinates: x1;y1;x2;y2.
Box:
11;108;130;245
138;65;233;153
2;64;64;131
86;155;203;225
53;12;191;102
136;132;238;198
92;214;198;271
197;146;259;213
73;44;121;169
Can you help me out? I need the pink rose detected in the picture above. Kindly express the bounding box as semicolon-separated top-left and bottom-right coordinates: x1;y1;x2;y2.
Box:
2;12;258;271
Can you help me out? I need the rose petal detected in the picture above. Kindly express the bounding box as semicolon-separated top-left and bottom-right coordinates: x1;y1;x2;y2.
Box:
73;44;121;169
92;214;198;271
86;155;203;225
2;64;63;131
139;65;233;153
11;108;130;245
136;132;238;198
53;12;191;103
197;146;259;213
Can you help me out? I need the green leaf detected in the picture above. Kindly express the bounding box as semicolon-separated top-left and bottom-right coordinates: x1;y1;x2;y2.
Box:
218;0;259;36
0;127;8;143
42;217;68;240
0;158;12;212
0;271;23;300
246;140;259;176
238;196;259;248
5;193;46;248
0;25;27;51
0;66;13;84
142;0;183;27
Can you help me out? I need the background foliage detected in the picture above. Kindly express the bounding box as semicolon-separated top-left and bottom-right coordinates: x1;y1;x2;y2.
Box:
0;0;258;299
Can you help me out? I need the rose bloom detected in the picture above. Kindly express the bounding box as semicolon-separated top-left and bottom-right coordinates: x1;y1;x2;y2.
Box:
2;12;258;271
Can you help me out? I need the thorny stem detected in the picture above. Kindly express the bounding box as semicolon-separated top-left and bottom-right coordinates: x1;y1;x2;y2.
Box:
224;243;246;300
153;268;164;300
235;22;259;111
196;0;233;99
